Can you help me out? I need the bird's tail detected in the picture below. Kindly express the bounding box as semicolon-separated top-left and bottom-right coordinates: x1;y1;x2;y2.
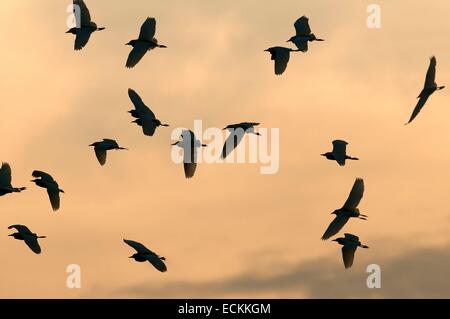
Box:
347;156;359;161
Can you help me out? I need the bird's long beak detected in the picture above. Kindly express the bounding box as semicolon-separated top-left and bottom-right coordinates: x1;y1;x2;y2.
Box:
60;189;65;193
171;142;179;146
201;144;208;147
128;256;134;258
8;234;14;237
320;153;326;156
332;239;338;242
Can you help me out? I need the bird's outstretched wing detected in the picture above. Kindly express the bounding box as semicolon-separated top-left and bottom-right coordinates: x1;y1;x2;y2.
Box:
332;140;348;166
23;235;42;254
321;215;350;240
126;44;149;69
123;239;152;254
221;130;245;159
184;163;197;179
0;162;12;187
424;56;437;89
147;254;167;272
294;16;311;36
406;93;430;125
292;38;308;52
47;187;61;211
74;28;92;51
74;0;91;26
94;147;107;166
32;171;55;182
138;17;156;41
343;178;364;210
128;89;153;115
8;224;32;234
342;245;357;269
273;50;290;75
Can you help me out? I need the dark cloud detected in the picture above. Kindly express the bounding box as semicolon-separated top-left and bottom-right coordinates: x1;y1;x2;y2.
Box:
112;242;450;298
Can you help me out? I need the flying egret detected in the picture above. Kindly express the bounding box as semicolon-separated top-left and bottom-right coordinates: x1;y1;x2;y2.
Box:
30;171;64;211
406;56;445;125
66;0;105;51
89;139;128;166
264;47;298;75
126;17;167;68
0;163;26;196
172;130;207;179
321;178;367;240
287;16;324;52
8;225;46;254
332;233;369;269
123;239;167;272
128;88;169;136
221;122;260;159
321;140;359;166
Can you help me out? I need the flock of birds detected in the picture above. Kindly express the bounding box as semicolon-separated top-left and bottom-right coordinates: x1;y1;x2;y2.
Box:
0;1;446;273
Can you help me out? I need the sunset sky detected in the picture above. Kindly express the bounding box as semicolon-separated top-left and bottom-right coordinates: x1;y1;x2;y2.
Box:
2;0;450;298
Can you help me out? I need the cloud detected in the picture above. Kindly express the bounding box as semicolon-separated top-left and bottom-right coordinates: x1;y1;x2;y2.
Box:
112;242;450;298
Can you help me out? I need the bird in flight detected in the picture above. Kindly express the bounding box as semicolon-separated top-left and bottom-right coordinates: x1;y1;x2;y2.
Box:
172;130;207;179
126;17;167;68
128;88;169;136
321;140;359;166
321;178;367;240
66;0;105;51
123;239;167;272
0;163;26;197
264;47;298;75
287;16;324;52
406;56;445;125
221;122;261;159
31;171;65;211
8;225;46;254
332;233;369;269
89;139;128;166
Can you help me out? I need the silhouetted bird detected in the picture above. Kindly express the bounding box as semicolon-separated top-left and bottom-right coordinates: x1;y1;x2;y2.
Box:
287;16;324;52
128;88;169;136
126;17;167;68
322;178;367;240
31;171;64;211
8;225;46;254
0;163;26;196
66;0;105;51
172;130;207;179
264;47;298;75
332;233;369;269
123;239;167;272
89;139;128;166
321;140;359;166
221;122;261;159
406;56;445;124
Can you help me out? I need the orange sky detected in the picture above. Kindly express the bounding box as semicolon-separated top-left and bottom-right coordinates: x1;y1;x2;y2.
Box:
1;0;450;298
